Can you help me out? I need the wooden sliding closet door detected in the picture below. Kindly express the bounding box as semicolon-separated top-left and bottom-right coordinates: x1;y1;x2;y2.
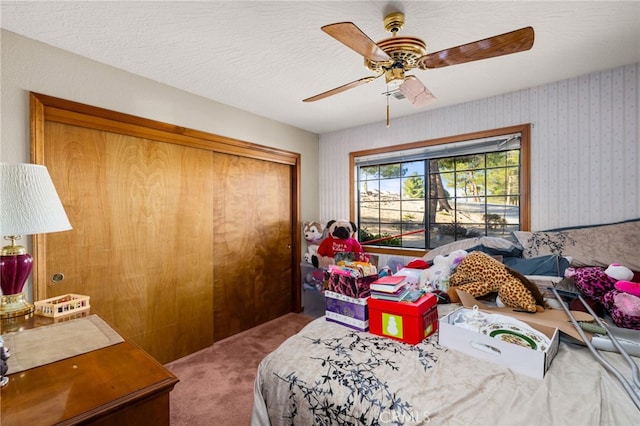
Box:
41;121;215;363
212;154;293;341
31;93;301;364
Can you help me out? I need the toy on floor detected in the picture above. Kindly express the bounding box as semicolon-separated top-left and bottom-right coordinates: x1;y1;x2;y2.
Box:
567;263;640;330
302;221;326;264
303;268;327;292
311;219;363;268
447;251;547;313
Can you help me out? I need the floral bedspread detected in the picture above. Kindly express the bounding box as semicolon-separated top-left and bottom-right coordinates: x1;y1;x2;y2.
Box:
252;317;639;426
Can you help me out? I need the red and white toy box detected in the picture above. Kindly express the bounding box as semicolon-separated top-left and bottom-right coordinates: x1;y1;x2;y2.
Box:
368;293;438;345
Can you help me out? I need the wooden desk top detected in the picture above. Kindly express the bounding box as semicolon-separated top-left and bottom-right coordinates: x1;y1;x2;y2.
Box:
0;312;179;425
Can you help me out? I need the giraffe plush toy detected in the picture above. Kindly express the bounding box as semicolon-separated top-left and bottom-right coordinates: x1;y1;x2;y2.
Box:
447;251;546;313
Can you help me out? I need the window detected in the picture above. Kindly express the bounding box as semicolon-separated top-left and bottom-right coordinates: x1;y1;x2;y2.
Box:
350;125;530;256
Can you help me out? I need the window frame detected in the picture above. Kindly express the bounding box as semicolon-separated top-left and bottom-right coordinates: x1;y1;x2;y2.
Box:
349;124;531;257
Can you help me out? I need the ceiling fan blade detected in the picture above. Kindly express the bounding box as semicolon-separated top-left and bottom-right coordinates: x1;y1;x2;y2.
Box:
417;26;534;69
303;75;381;102
399;76;436;107
322;22;391;62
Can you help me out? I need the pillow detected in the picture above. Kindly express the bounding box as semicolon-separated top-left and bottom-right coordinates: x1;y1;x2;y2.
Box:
503;254;570;276
424;236;520;261
512;219;640;271
465;244;523;259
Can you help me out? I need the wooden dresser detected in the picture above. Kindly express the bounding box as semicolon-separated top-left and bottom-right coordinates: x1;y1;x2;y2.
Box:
0;312;179;425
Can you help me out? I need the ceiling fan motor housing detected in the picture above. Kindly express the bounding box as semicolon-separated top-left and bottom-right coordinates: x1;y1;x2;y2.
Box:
365;36;427;86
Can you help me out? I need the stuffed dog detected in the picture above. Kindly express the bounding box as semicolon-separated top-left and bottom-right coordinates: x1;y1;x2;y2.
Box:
311;219;363;268
302;221;326;264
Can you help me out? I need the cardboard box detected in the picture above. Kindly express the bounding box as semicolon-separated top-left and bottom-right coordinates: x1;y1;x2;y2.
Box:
438;307;560;379
368;293;438;344
455;289;593;343
327;272;378;299
325;291;369;331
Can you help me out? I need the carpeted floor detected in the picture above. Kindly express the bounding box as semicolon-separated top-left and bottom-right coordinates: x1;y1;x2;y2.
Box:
165;312;315;426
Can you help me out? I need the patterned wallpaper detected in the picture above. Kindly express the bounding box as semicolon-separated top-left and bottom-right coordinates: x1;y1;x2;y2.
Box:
318;63;639;232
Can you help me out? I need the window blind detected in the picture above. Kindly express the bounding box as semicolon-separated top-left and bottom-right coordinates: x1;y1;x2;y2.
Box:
354;133;521;167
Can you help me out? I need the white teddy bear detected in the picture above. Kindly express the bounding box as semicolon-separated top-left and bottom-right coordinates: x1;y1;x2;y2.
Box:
420;249;469;291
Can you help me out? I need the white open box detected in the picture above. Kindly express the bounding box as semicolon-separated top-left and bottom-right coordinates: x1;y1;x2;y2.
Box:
439;307;560;379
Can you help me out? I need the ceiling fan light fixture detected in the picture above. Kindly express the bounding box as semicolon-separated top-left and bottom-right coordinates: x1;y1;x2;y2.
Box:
385;67;405;89
399;76;436;107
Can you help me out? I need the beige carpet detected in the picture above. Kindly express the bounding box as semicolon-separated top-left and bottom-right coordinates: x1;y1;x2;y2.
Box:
165;312;315;426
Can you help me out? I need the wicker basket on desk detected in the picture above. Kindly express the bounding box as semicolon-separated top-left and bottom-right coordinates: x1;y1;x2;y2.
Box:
34;294;90;318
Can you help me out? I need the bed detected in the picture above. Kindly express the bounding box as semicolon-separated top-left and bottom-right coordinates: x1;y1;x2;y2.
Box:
252;220;640;425
252;310;639;425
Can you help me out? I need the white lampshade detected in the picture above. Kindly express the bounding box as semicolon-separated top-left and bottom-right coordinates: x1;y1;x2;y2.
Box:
0;163;72;237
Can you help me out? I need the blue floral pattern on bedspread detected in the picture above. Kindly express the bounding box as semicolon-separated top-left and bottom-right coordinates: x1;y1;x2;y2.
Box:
254;316;640;426
272;329;443;425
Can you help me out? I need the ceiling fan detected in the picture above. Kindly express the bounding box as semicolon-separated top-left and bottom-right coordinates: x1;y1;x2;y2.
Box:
303;11;534;123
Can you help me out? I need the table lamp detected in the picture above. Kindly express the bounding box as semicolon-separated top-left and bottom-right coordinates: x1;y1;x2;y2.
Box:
0;163;72;319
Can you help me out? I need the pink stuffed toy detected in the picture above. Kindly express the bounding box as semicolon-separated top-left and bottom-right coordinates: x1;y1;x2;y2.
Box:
565;266;615;299
568;263;640;330
602;290;640;330
615;280;640;297
605;263;634;281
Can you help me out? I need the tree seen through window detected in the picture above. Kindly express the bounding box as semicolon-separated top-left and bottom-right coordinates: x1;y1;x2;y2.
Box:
355;131;525;251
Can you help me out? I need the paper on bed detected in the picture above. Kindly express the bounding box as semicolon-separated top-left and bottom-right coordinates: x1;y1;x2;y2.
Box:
455;290;593;343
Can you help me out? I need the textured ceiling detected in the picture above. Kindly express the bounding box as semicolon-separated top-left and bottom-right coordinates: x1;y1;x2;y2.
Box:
1;1;639;134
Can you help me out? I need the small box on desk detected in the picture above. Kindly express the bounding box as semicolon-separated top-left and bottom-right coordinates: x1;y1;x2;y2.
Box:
327;273;378;299
34;294;90;318
368;293;438;345
325;291;369;331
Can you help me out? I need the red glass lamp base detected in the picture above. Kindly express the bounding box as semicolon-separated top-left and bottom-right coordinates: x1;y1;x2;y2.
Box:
0;253;35;319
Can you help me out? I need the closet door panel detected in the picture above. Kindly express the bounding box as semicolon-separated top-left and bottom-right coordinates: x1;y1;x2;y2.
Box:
212;154;293;341
42;122;215;363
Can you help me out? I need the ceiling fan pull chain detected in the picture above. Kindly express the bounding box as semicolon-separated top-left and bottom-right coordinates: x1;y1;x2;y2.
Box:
386;93;391;128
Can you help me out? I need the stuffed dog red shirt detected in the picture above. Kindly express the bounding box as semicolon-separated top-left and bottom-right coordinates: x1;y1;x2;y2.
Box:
317;234;363;258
